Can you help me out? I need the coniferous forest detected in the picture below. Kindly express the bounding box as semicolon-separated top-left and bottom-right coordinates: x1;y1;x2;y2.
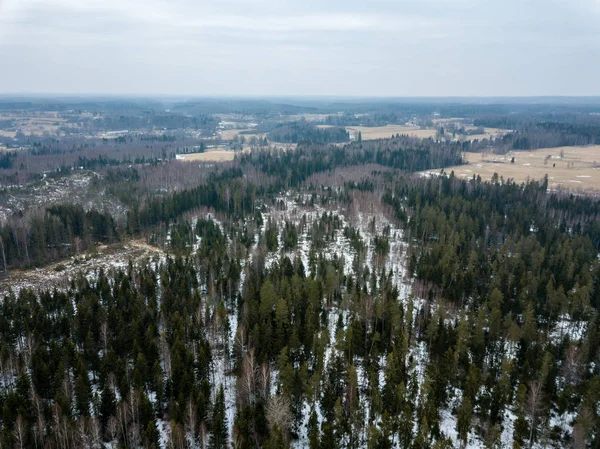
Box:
0;98;599;449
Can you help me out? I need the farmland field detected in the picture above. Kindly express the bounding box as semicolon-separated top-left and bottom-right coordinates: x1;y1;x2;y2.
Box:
347;125;437;140
0;112;71;136
176;150;236;162
461;125;507;140
429;145;600;191
218;128;264;141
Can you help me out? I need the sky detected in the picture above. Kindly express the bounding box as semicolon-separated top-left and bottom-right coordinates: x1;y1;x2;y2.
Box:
0;0;599;97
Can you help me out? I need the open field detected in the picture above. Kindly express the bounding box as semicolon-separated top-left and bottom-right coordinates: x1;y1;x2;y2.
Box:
342;124;506;142
217;128;265;141
428;145;600;191
431;118;508;140
0;112;73;136
461;126;507;140
432;117;466;124
176;150;236;162
347;125;437;140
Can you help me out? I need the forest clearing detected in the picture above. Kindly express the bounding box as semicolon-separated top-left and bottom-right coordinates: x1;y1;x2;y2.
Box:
0;240;165;297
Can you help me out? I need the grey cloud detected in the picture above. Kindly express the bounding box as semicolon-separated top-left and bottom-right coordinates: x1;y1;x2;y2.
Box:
0;0;598;95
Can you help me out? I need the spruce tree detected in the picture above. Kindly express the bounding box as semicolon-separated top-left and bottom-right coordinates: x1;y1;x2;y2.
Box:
210;385;228;449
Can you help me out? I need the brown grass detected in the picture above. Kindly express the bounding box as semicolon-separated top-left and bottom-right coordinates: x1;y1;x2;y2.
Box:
177;150;236;162
431;118;509;141
0;112;70;136
430;145;600;191
218;129;265;141
460;126;506;141
347;125;437;140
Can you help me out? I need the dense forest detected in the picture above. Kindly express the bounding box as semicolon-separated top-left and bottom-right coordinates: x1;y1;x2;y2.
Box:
1;98;600;448
1;152;599;448
1;177;599;448
0;135;464;270
240;135;464;189
472;115;600;152
499;125;600;152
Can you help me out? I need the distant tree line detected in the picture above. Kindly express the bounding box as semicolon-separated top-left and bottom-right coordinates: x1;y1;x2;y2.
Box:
241;135;463;188
267;121;349;144
0;152;16;169
473;114;600;151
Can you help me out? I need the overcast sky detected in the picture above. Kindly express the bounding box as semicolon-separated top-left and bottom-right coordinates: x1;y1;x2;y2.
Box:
0;0;598;96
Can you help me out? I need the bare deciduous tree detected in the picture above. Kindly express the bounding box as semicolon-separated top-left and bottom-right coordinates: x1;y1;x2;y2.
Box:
258;362;271;400
100;321;109;353
14;415;27;449
171;422;186;449
117;401;130;448
235;324;247;355
160;332;172;379
237;349;257;405
107;416;119;448
527;381;545;446
266;395;292;443
52;404;70;449
32;395;46;448
77;416;89;448
572;423;587;449
184;398;198;446
89;417;102;449
562;344;582;386
199;420;207;449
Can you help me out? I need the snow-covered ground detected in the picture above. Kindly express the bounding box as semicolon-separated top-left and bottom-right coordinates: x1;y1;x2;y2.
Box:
0;240;164;297
549;314;587;342
3;189;581;449
256;192;427;448
0;172;126;224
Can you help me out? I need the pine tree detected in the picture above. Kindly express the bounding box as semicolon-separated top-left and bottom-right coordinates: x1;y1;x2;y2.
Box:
140;417;159;449
308;408;320;449
210;385;228;449
457;396;472;447
75;366;91;417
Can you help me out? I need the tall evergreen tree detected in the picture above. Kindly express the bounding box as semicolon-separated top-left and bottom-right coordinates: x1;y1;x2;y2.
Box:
210;385;228;449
